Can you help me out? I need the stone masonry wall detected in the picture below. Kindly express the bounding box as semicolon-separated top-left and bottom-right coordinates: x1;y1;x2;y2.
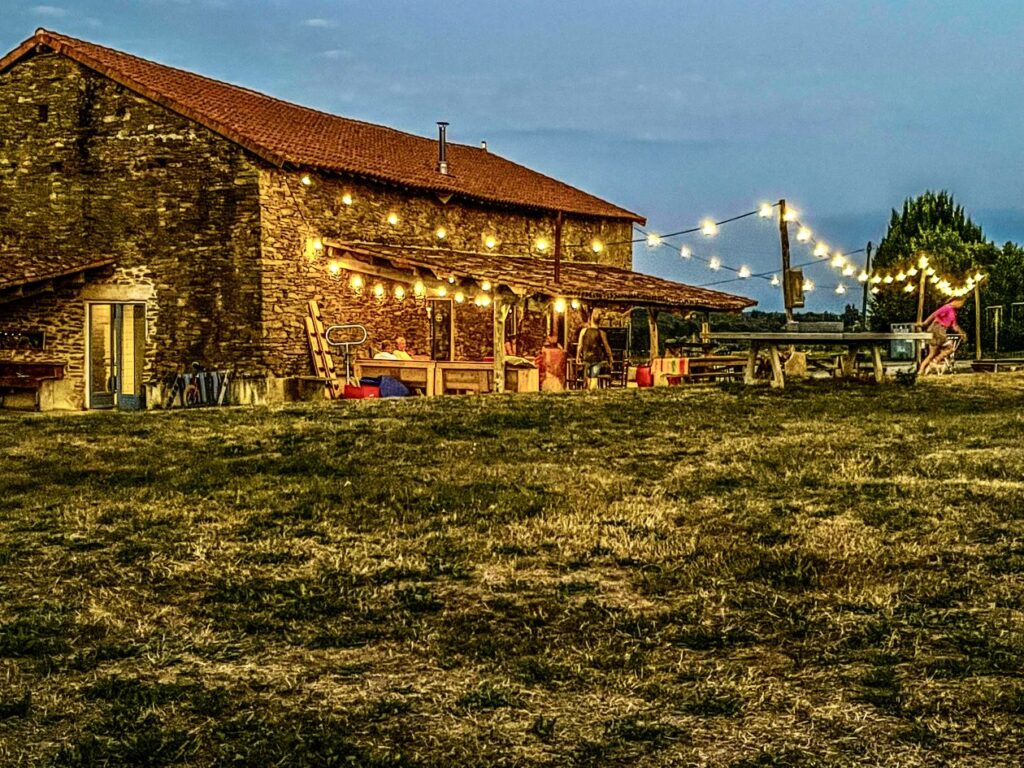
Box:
258;168;635;376
0;52;263;408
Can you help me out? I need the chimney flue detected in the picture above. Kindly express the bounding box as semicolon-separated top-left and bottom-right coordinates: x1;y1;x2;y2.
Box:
437;121;449;175
480;140;488;151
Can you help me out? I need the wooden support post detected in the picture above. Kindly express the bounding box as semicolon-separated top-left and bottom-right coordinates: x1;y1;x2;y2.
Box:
647;307;659;362
744;342;759;385
554;211;563;285
492;297;506;393
861;241;872;327
768;344;784;388
871;345;885;384
779;199;793;324
974;281;982;360
916;268;928;362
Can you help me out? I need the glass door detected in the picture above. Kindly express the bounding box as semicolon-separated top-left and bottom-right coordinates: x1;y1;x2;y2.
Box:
88;303;146;410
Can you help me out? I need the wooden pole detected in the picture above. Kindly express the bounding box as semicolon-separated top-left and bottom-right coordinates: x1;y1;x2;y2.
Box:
492;296;506;393
647;307;659;362
916;267;928;364
861;241;872;326
974;281;982;360
778;199;793;324
553;211;563;285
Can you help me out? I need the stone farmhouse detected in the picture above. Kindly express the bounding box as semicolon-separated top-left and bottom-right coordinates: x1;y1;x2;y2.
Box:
0;29;753;410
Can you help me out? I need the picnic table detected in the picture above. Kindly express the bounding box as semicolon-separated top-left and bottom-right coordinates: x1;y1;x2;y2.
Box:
705;332;933;388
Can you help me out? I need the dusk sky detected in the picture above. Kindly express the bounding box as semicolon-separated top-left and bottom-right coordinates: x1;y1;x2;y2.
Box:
3;0;1022;311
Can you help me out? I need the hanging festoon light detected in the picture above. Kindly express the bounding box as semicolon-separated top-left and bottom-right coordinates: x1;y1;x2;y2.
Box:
387;212;399;226
350;274;364;293
858;271;870;282
436;285;448;297
680;245;692;259
553;297;567;313
813;243;829;258
759;202;774;218
435;226;447;241
708;256;721;270
328;260;342;277
454;291;465;304
373;282;385;299
535;237;549;252
480;280;491;292
591;239;604;254
570;298;581;310
803;278;815;292
835;284;846;295
394;285;406;301
843;265;856;277
738;265;752;278
413;280;426;298
300;174;312;186
770;274;781;286
701;219;718;237
484;234;497;250
903;283;915;293
646;233;662;248
341;192;353;206
797;226;812;242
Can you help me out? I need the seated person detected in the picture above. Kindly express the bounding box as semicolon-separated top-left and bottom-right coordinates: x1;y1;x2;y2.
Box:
373;340;398;360
393;336;413;361
536;334;566;392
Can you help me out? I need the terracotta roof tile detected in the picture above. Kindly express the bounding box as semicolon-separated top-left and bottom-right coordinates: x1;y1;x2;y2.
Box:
1;30;644;223
326;242;756;312
0;252;114;295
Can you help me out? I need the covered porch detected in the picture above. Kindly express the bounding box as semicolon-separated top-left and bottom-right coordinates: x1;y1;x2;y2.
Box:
319;241;755;394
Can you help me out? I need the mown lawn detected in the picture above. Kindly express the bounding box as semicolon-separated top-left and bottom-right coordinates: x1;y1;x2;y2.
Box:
1;374;1023;767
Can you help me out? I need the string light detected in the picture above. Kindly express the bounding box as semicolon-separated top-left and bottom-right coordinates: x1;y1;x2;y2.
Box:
484;234;497;249
536;237;549;252
570;299;580;310
454;291;465;304
738;265;751;278
858;271;869;282
883;275;894;284
759;203;773;218
830;254;845;269
341;193;353;206
646;233;662;248
553;298;567;313
903;283;915;293
481;280;491;291
813;243;829;258
327;260;341;277
770;274;780;286
835;284;846;295
701;219;718;237
680;245;692;259
387;212;399;226
413;280;425;298
896;271;906;282
435;226;447;240
373;283;385;299
300;174;312;186
591;239;604;254
797;227;812;242
394;285;406;300
436;286;447;297
803;278;815;292
783;209;798;222
708;256;721;270
350;274;364;292
842;265;855;277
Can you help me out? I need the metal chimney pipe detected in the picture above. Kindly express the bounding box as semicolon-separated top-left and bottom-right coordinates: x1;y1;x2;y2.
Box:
437;121;449;175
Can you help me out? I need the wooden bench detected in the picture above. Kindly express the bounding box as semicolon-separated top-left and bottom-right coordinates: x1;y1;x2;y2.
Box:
0;361;65;410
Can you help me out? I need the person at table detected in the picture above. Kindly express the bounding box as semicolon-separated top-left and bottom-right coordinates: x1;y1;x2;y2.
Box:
917;297;966;375
373;340;398;360
393;336;413;361
536;334;566;392
576;309;613;390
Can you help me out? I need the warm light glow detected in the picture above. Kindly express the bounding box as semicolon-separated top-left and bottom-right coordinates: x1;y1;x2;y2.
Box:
387;212;399;226
553;298;567;313
918;254;930;269
350;274;364;292
394;285;406;300
413;280;426;298
477;294;491;307
701;219;718;237
883;275;894;284
311;237;324;252
871;286;880;295
907;267;918;277
814;243;829;258
454;291;465;304
803;278;814;292
591;239;604;253
896;271;906;282
437;286;448;297
783;209;798;222
830;254;845;269
680;245;691;259
300;174;312;186
341;193;353;206
327;260;341;276
481;280;491;292
373;283;385;299
770;274;780;286
738;265;751;278
858;271;869;282
975;271;985;282
570;299;580;310
646;233;662;248
759;203;773;218
435;226;447;240
797;227;812;242
835;284;846;294
904;283;915;294
536;237;549;252
925;267;935;276
448;276;457;284
484;234;497;249
871;275;883;284
708;256;721;270
843;265;855;277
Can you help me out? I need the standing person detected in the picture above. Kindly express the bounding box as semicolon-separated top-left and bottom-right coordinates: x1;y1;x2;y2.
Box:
536;334;566;392
917;297;966;375
576;309;613;390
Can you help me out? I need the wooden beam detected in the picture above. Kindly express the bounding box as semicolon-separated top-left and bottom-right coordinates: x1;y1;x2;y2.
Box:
492;296;507;393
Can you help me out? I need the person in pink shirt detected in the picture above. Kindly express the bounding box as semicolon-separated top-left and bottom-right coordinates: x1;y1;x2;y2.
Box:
917;297;966;374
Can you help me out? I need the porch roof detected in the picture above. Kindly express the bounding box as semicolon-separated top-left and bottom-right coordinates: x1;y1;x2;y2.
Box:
324;241;756;312
0;253;115;304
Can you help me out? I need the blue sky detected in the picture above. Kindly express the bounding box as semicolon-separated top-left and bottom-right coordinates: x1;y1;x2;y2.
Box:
3;0;1022;311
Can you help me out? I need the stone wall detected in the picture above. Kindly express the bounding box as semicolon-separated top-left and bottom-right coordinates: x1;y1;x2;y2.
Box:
257;168;635;376
0;52;263;408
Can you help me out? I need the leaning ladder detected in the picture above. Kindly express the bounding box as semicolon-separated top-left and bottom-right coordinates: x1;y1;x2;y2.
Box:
305;300;343;399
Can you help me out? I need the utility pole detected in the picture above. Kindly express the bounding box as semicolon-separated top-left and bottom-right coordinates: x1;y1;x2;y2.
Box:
861;241;872;327
778;199;793;324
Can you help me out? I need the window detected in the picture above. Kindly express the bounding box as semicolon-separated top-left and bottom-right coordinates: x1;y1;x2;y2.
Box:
37;104;48;123
427;299;453;361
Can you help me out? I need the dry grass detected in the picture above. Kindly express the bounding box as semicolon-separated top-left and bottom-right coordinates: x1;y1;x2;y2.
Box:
1;374;1023;767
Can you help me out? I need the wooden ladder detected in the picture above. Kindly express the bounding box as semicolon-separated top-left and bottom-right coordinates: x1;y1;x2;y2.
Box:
305;300;343;399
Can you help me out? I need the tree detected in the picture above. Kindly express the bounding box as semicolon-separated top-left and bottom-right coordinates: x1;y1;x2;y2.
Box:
869;191;997;334
986;242;1024;351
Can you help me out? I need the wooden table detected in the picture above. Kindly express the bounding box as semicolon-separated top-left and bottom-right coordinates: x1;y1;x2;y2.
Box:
354;359;436;396
353;360;539;396
706;332;933;388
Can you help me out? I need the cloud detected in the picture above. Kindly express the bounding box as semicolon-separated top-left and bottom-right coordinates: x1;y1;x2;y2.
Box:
319;49;353;60
302;18;337;28
30;4;68;16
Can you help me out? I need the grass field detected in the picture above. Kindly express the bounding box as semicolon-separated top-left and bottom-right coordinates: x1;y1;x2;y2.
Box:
1;374;1023;767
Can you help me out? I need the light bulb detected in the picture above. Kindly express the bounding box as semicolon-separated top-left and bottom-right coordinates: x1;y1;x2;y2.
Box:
394;285;406;300
553;298;567;313
835;284;846;294
646;233;661;247
454;291;465;304
803;279;814;292
373;283;385;298
783;209;798;222
843;265;855;277
481;280;491;292
770;274;780;286
738;266;751;278
435;226;447;240
797;227;812;242
896;272;906;282
413;280;425;298
883;275;894;284
387;212;399;226
701;219;718;237
680;245;691;259
708;257;721;270
904;283;915;293
341;193;353;206
570;299;580;310
759;203;773;218
536;238;549;252
300;174;312;186
858;271;869;282
591;240;604;253
830;255;845;269
484;235;497;249
814;243;829;258
437;286;447;297
327;260;341;276
350;274;364;291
